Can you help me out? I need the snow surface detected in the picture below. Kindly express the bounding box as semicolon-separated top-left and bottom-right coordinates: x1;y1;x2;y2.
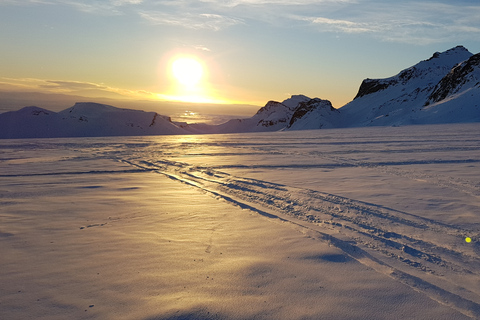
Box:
1;123;479;319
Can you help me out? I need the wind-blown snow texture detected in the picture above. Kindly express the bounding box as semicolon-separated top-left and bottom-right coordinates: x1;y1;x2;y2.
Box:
1;46;479;139
1;124;479;319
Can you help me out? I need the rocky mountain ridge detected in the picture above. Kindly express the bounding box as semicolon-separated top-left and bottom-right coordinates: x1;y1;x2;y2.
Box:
426;52;480;105
340;45;477;127
1;46;479;139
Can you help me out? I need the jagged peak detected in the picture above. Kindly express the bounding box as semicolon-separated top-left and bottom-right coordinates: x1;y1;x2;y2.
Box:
353;46;473;100
298;97;334;109
426;52;480;105
426;45;470;61
281;95;311;109
288;97;337;128
264;100;286;108
414;46;472;70
254;100;289;116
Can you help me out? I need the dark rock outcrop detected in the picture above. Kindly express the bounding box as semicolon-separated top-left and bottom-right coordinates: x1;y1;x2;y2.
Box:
288;98;339;129
354;78;397;99
426;53;480;105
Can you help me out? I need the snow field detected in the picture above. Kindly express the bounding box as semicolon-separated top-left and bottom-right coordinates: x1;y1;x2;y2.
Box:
1;123;479;319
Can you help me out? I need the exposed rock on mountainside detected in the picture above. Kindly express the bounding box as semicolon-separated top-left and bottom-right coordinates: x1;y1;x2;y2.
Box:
254;100;294;128
177;97;301;134
340;45;477;127
1;46;479;139
426;53;480;105
354;78;396;99
287;98;340;130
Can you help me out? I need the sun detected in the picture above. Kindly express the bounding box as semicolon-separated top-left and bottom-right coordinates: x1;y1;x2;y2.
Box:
171;57;203;87
158;53;230;104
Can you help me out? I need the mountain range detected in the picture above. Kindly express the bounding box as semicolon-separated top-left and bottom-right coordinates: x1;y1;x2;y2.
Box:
1;45;479;139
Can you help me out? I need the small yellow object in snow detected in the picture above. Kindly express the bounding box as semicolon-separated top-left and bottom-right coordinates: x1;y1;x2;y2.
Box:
465;237;472;243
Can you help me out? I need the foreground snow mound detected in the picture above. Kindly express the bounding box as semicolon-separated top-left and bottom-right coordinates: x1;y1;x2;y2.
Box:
340;45;476;127
0;102;188;138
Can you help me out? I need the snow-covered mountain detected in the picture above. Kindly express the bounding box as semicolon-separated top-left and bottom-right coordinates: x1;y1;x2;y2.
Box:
0;102;188;138
178;95;311;134
339;45;479;127
183;45;478;132
287;97;341;130
176;95;344;134
1;46;479;139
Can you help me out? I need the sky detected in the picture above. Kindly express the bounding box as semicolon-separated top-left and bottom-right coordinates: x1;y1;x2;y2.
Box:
1;0;480;116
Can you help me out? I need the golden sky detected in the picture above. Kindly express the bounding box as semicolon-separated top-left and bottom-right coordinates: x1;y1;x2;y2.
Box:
1;0;480;114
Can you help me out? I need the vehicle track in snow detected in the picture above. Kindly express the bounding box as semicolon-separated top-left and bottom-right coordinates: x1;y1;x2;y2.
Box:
312;152;480;198
123;158;480;318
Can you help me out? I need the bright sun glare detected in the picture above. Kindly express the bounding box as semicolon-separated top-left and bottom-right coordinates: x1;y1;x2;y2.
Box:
172;57;203;87
160;54;230;104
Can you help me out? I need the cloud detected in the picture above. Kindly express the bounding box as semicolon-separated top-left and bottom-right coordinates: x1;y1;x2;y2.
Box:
288;1;480;44
110;0;143;5
139;11;243;31
40;80;109;91
55;0;138;14
0;0;56;4
157;0;480;44
305;16;374;34
193;45;212;52
1;0;144;15
198;0;356;6
0;77;158;100
3;0;480;44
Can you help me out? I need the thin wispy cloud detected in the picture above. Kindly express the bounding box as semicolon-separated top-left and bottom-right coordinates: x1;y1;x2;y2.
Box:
55;0;133;14
197;0;356;6
288;1;480;44
5;0;480;45
139;11;244;31
0;77;155;100
40;80;109;91
193;45;212;52
173;0;480;44
110;0;143;5
304;17;374;34
0;0;55;4
1;0;144;15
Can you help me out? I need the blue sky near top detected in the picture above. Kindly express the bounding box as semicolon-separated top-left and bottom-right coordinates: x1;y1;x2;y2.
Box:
1;0;479;113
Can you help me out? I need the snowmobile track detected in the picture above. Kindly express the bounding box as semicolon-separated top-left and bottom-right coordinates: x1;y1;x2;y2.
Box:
123;158;480;318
